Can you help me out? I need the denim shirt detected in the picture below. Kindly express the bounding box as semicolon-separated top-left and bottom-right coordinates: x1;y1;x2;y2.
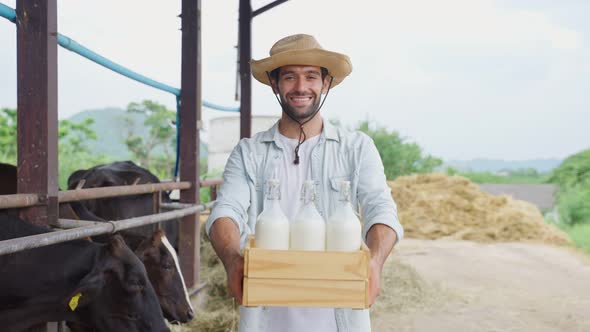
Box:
206;119;403;332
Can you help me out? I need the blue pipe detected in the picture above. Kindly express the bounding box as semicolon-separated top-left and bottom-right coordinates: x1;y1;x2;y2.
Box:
57;34;181;96
203;100;239;112
0;3;15;23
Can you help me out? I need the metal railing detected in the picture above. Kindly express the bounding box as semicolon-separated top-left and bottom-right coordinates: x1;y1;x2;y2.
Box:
0;201;215;256
0;179;222;256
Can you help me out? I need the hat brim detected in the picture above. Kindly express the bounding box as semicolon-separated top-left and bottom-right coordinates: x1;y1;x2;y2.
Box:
251;48;352;88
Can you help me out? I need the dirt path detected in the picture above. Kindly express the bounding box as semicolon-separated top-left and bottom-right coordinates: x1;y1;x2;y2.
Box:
372;239;590;332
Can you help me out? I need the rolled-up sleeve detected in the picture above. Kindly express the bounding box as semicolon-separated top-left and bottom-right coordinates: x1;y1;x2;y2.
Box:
205;142;251;239
357;136;404;243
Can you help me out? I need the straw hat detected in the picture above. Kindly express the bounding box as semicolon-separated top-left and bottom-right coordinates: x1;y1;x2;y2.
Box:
251;34;352;88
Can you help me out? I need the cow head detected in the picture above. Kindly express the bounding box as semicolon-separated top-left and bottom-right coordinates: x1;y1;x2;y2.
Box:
67;162;160;237
66;235;170;332
135;230;195;323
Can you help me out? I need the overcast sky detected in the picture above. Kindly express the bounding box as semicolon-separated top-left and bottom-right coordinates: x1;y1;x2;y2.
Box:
1;0;588;161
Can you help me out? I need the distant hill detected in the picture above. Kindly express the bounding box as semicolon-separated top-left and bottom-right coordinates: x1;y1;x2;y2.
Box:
68;108;207;160
444;158;562;173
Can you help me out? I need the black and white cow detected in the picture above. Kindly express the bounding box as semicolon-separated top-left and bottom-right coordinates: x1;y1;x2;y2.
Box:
68;161;193;323
0;213;169;332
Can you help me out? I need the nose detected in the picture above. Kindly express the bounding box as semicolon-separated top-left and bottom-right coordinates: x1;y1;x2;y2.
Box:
186;308;194;320
294;78;306;92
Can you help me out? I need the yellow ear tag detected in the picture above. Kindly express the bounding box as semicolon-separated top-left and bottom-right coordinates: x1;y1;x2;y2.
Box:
69;293;82;311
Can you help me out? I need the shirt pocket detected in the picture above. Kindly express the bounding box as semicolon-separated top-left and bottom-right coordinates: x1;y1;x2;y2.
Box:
244;167;263;193
330;175;352;200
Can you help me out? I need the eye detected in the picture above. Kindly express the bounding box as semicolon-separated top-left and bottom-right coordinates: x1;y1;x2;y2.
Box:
162;264;174;272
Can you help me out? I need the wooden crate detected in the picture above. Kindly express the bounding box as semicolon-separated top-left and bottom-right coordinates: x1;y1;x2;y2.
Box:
242;236;370;309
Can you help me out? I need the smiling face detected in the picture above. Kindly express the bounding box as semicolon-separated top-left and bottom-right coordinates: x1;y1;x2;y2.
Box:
271;65;331;121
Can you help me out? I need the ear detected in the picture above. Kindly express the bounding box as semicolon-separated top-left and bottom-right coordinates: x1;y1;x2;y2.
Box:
108;234;128;258
269;78;279;95
151;229;165;247
134;230;163;260
322;75;333;94
65;272;105;311
67;169;88;190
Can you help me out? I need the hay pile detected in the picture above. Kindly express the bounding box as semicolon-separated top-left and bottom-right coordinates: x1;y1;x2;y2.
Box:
389;173;570;245
171;219;239;332
371;256;455;317
191;225;239;332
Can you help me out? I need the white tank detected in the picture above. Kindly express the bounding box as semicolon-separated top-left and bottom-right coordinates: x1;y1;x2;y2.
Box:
255;179;290;250
208;115;280;173
290;180;326;251
326;181;362;252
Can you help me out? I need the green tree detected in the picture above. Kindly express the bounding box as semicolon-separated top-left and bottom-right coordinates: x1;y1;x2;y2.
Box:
549;149;590;226
124;100;176;179
58;118;111;188
0;108;17;163
356;120;442;180
549;149;590;190
59;118;97;153
0;107;111;188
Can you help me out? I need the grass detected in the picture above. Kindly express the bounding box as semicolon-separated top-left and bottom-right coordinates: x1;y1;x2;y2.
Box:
561;223;590;254
456;171;550;184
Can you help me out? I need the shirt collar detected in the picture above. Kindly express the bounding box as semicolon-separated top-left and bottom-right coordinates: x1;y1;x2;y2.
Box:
261;118;340;143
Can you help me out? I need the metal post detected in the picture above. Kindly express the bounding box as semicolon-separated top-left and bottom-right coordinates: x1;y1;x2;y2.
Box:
179;0;201;289
239;0;252;138
16;0;59;226
16;1;59;330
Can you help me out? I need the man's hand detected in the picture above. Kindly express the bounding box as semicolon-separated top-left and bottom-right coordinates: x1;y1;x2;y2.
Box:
365;224;397;307
209;217;244;304
368;257;383;306
224;253;245;304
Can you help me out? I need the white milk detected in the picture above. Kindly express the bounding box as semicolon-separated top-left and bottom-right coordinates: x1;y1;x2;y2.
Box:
290;217;326;251
255;179;290;250
326;181;362;252
290;180;326;251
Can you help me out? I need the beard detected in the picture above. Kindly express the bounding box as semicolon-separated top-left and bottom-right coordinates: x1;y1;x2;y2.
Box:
279;92;322;121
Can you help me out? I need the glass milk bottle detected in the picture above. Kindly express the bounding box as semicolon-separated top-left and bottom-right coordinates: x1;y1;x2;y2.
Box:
290;180;326;251
326;181;362;252
254;179;290;250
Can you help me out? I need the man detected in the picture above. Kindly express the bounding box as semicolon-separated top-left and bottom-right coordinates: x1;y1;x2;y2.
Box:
206;34;403;332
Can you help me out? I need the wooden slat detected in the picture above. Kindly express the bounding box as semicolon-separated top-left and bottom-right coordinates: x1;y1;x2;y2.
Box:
244;236;369;281
243;277;367;309
245;247;369;280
